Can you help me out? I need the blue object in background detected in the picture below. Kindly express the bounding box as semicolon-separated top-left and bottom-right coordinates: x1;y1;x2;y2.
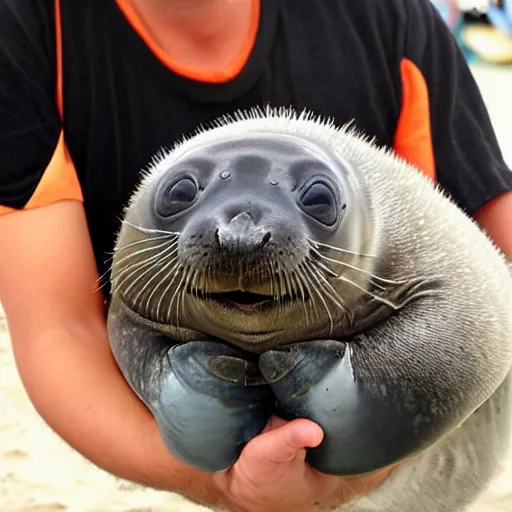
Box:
487;1;512;35
431;1;477;62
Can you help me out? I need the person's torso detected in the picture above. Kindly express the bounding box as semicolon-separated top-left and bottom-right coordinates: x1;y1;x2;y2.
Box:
56;0;407;281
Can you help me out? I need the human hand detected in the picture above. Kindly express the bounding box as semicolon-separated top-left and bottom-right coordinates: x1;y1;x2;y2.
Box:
212;416;338;512
213;416;393;512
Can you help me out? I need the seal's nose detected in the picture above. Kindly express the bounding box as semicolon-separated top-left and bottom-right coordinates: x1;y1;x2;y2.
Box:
215;212;271;252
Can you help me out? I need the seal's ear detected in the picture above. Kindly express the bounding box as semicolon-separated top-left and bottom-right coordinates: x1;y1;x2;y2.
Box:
107;298;274;472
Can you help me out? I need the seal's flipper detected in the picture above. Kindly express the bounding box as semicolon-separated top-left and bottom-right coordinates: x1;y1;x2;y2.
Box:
260;288;512;478
107;300;274;472
260;339;422;476
157;341;274;472
259;339;378;475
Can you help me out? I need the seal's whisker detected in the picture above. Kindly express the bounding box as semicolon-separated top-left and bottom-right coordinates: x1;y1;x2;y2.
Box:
93;271;113;293
302;263;335;335
130;253;180;311
179;266;195;327
306;261;352;323
309;245;409;286
117;244;179;295
207;264;213;295
98;240;173;291
282;264;293;300
335;274;403;310
308;253;388;293
112;239;178;269
113;256;163;291
280;268;287;307
114;252;173;295
179;283;188;327
307;238;376;259
279;267;288;308
192;267;203;298
121;219;181;237
299;263;319;321
176;267;187;321
100;236;174;277
117;262;160;302
306;253;339;279
393;278;442;307
155;261;183;321
367;279;387;292
113;234;176;255
169;266;189;328
275;266;283;307
268;260;276;297
138;253;181;317
182;263;200;318
158;263;185;325
291;268;310;326
111;243;176;286
201;267;208;295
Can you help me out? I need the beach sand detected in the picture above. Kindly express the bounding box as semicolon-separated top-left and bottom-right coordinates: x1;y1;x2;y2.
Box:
1;63;512;511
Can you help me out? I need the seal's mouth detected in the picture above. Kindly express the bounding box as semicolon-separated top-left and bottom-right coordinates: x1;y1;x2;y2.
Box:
190;288;303;312
210;290;276;311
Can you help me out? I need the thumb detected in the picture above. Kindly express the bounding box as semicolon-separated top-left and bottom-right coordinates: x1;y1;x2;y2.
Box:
240;418;324;474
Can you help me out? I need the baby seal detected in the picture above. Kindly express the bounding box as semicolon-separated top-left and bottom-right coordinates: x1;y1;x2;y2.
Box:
106;108;512;510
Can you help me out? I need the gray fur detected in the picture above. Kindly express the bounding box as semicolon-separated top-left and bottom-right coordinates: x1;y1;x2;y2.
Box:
108;107;512;510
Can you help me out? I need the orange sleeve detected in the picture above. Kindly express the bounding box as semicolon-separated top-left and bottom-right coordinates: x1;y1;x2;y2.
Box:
393;58;437;183
0;131;83;216
0;0;82;217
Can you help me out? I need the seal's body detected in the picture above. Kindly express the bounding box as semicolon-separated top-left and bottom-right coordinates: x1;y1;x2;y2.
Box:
107;109;512;511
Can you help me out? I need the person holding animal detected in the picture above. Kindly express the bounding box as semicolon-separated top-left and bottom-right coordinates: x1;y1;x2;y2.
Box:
0;1;511;511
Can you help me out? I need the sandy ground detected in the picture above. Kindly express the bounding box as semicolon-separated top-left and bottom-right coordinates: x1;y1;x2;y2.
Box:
1;63;512;511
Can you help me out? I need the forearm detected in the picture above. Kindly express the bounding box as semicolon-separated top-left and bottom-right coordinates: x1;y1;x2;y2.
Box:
10;322;226;508
474;190;512;260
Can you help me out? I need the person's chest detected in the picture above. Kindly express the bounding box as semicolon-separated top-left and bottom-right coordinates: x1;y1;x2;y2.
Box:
58;0;403;276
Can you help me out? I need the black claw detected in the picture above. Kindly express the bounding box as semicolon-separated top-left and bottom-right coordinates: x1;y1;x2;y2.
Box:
208;354;268;386
259;339;345;398
155;341;274;472
259;346;306;383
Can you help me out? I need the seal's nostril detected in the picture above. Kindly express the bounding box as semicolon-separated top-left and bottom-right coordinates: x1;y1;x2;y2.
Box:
259;232;271;248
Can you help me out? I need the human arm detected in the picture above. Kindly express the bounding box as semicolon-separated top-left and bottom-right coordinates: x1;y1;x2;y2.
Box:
0;200;227;503
473;191;512;259
0;1;218;497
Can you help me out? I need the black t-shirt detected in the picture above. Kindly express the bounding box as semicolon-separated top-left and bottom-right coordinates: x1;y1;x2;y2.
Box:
1;0;511;284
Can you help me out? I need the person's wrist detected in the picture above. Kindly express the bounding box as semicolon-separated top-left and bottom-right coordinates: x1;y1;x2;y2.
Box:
211;469;264;512
210;469;327;512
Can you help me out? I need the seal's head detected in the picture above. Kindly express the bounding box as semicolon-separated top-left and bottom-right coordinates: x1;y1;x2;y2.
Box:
111;125;377;352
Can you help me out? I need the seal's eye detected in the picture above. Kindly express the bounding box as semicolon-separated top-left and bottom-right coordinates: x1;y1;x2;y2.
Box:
299;182;338;226
157;177;199;217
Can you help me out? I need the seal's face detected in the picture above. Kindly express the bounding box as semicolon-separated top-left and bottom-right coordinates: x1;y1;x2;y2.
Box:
112;133;375;352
